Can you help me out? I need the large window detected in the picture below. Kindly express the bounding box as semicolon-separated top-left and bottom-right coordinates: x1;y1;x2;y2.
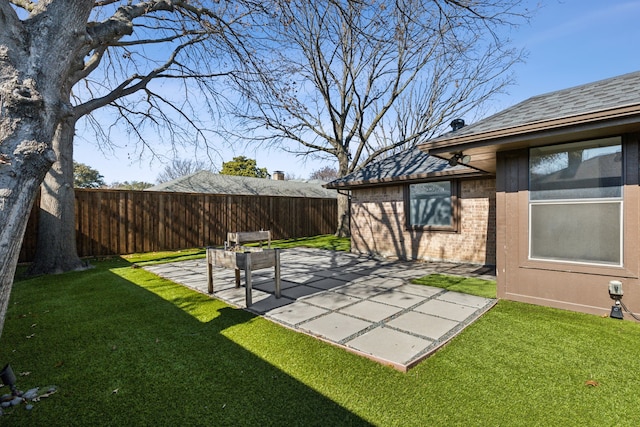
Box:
407;181;457;230
529;137;623;265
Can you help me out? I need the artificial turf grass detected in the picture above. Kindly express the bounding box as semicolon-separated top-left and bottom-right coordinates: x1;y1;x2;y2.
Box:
3;260;370;426
3;258;640;425
411;273;497;298
266;234;350;252
121;247;207;265
116;234;350;267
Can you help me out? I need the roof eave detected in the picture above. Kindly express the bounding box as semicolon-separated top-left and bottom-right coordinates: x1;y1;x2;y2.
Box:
324;168;491;190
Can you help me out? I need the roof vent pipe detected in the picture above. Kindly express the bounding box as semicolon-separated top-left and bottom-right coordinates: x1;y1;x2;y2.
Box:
450;119;465;131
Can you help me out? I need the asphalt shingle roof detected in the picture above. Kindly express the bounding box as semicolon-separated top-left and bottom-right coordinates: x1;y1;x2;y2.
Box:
325;145;474;188
432;70;640;142
146;171;337;198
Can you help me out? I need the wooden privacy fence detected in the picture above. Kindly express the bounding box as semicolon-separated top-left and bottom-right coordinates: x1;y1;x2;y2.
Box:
19;189;337;262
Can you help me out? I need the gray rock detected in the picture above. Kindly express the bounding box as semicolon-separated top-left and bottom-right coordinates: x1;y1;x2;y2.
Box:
23;388;39;400
25;404;34;411
10;396;22;406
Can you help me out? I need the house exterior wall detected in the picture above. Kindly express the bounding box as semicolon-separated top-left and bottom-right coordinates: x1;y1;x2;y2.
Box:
496;134;640;317
350;178;496;265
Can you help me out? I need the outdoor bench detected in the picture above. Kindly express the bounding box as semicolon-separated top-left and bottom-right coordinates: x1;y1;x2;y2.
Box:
226;230;271;250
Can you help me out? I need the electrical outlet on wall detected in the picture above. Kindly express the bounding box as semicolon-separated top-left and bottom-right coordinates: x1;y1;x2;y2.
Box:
609;280;623;298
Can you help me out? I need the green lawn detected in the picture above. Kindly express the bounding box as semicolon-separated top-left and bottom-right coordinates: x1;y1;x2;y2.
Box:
117;234;351;267
411;273;497;298
2;245;640;425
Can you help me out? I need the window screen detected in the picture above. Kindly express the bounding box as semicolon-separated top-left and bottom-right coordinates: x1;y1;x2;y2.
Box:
409;181;452;228
529;137;622;265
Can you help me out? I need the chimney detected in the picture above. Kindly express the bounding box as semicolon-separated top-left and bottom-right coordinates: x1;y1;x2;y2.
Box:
450;118;465;131
272;171;285;180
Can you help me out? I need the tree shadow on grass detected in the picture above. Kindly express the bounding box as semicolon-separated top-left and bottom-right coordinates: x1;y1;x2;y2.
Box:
1;259;372;426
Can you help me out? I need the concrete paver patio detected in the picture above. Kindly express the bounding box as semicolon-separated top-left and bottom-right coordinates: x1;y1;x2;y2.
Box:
144;248;496;371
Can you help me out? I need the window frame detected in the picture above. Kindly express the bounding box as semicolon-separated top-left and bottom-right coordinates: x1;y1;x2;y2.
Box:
528;137;624;267
404;180;460;232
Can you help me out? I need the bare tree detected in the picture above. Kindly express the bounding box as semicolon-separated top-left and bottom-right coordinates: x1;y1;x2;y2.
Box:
309;166;339;182
21;1;259;277
0;0;260;335
156;159;212;184
231;0;531;235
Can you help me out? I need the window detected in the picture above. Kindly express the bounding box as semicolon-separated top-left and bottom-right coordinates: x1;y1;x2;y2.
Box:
529;137;623;265
407;181;457;231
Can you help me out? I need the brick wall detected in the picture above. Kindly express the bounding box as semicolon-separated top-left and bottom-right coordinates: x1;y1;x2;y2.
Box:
350;178;496;265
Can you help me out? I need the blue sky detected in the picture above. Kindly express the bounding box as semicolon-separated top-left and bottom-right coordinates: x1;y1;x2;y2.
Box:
74;0;640;184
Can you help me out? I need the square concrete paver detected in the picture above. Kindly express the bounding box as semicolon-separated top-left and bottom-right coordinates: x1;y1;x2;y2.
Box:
267;301;329;326
214;287;248;304
357;276;405;289
370;290;426;308
388;311;459;340
393;284;443;298
346;326;433;365
374;268;430;279
161;271;198;280
299;312;371;342
301;292;361;310
437;291;491;308
183;282;209;294
313;270;365;282
339;300;403;322
280;273;324;285
145;265;178;274
415;299;478;321
253;279;298;293
333;282;387;298
281;285;323;299
215;287;272;308
307;277;350;291
247;295;295;314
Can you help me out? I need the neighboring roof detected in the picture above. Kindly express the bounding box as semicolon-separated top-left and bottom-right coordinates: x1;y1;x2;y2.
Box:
325;145;483;189
146;171;337;198
421;70;640;173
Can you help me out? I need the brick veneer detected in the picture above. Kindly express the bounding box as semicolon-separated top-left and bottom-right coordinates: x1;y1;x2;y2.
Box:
350;178;496;265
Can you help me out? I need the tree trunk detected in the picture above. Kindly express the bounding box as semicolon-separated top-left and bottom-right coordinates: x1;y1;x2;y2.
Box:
0;0;95;337
0;82;58;336
27;118;88;275
0;171;52;335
